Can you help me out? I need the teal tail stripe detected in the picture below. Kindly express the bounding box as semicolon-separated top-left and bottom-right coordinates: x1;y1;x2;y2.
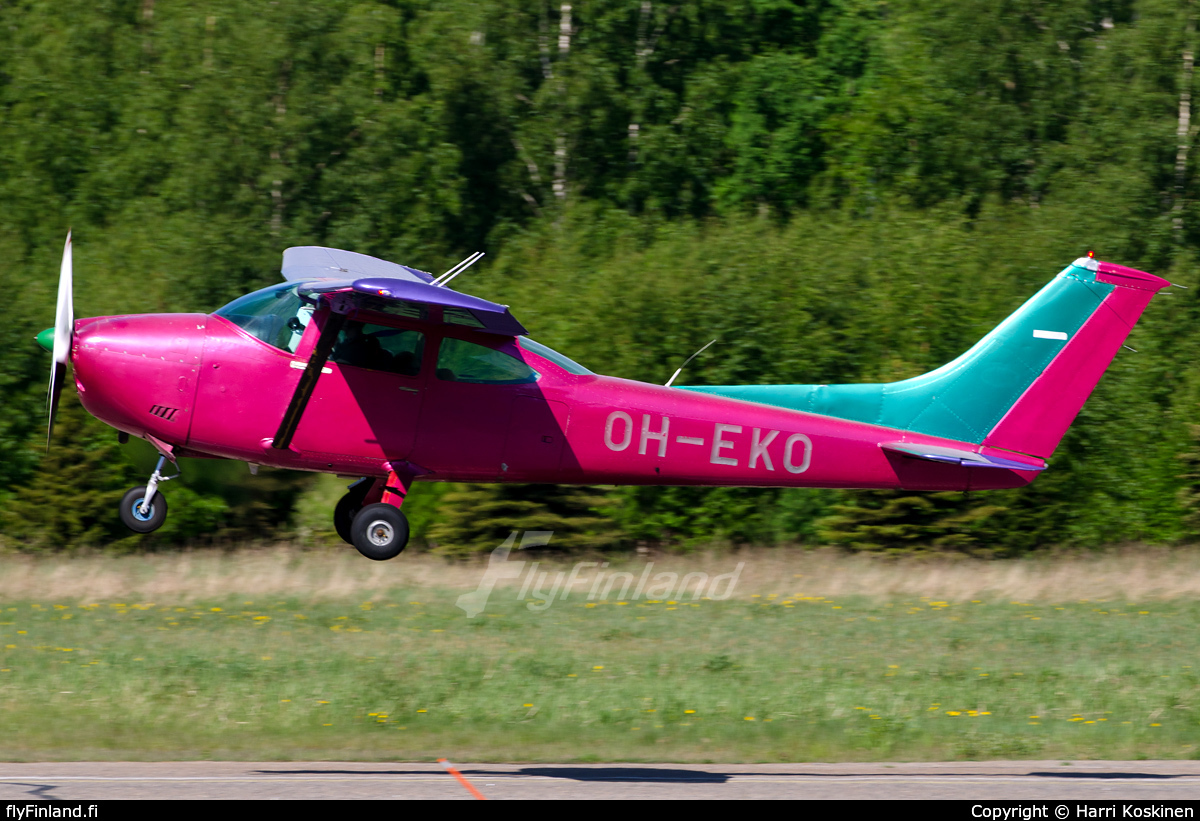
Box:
683;263;1114;445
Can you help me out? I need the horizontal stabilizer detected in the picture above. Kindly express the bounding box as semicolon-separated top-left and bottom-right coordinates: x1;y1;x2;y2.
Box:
880;442;1046;471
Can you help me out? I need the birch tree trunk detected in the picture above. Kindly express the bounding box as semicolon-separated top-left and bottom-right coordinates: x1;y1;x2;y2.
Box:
553;4;572;202
1174;12;1195;237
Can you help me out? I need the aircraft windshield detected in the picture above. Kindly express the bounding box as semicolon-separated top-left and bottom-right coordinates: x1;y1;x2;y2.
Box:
214;283;313;353
519;338;592;375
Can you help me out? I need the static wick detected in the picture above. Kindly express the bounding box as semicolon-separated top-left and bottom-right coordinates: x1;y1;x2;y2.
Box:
665;339;718;388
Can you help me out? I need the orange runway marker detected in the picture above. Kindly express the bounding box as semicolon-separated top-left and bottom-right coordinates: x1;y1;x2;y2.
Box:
438;758;487;800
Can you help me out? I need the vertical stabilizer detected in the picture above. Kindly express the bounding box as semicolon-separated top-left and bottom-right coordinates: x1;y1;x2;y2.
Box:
982;259;1170;458
682;258;1170;459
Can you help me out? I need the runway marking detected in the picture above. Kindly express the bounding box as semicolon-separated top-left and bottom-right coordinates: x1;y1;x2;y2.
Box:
438;759;487;800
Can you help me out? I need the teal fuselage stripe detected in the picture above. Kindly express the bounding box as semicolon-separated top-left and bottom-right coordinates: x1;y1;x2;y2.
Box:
683;264;1114;444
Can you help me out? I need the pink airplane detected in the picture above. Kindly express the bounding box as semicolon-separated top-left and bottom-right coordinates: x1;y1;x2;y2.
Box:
39;237;1173;559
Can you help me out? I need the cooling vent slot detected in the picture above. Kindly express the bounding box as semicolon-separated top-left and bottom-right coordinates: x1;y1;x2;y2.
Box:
149;405;179;422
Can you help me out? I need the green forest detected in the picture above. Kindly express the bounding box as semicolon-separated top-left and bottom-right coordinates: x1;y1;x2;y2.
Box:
3;0;1200;554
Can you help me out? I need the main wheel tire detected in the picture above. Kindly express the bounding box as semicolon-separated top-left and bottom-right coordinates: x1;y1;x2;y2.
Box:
333;493;359;546
119;486;168;534
350;503;409;561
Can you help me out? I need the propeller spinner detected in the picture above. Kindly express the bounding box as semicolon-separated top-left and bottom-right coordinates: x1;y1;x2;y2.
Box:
44;232;73;447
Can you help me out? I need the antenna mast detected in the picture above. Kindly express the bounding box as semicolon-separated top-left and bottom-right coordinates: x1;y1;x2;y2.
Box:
433;252;485;287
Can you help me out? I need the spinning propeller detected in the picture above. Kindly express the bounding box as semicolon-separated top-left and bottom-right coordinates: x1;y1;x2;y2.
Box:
40;232;73;447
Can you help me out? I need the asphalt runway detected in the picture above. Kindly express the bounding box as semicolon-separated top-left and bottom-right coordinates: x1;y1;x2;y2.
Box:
2;761;1200;800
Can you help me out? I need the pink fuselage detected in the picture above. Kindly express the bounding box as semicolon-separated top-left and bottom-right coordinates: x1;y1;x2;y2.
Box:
70;305;1037;492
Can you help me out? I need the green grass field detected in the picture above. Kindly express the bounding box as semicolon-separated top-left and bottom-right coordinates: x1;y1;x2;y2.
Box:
1;549;1198;762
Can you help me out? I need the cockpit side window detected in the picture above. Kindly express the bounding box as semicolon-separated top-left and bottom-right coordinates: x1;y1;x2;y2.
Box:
330;321;425;376
214;283;313;353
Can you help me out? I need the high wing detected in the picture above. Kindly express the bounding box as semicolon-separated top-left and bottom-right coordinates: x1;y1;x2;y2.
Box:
271;247;526;451
279;245;525;336
281;246;437;285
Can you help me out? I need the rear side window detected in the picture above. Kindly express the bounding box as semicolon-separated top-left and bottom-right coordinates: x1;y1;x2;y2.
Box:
436;338;538;384
330;322;424;376
520;338;593;375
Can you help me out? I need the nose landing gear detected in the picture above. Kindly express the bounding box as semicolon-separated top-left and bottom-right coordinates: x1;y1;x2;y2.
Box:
119;454;179;534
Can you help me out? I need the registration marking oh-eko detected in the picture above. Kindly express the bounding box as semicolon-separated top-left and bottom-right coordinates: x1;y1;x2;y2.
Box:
603;411;813;473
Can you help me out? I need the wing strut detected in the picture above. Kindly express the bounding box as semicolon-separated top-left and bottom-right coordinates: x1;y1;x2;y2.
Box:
272;311;348;451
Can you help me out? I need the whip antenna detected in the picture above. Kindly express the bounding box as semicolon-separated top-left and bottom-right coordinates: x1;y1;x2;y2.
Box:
665;339;717;388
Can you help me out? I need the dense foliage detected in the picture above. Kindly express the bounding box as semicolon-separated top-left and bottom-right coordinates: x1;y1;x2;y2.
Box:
2;0;1200;552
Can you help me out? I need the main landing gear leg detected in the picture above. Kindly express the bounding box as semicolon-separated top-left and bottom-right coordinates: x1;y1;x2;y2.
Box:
119;455;179;534
334;478;374;546
350;468;412;561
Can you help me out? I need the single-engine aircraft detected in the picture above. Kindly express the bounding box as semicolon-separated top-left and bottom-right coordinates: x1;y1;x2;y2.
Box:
37;236;1175;559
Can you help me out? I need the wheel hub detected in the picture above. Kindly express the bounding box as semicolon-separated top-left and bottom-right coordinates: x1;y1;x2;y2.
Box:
367;519;394;546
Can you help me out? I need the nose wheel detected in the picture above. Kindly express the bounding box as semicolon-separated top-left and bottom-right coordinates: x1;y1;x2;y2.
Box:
350;503;409;561
119;486;168;533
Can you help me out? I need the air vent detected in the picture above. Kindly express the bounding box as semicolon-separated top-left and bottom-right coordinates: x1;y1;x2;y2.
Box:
149;405;179;422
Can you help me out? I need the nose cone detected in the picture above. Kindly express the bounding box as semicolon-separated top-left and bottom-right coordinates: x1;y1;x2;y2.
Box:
36;328;54;352
73;314;207;442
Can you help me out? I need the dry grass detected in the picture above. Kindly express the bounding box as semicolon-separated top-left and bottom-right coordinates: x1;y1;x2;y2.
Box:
1;544;1199;603
4;545;1200;761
